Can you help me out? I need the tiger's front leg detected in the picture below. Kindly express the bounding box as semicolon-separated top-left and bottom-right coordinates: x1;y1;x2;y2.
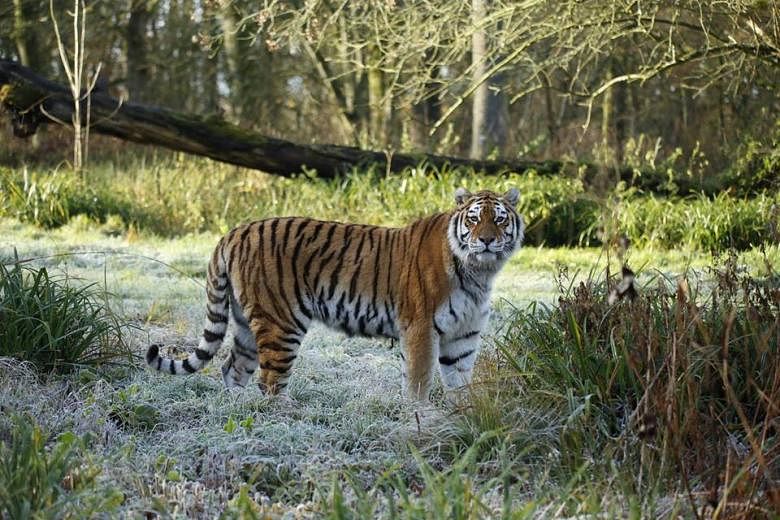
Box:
438;329;482;392
400;323;438;401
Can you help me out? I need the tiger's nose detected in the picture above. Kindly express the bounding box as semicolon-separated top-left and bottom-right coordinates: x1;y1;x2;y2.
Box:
480;236;494;245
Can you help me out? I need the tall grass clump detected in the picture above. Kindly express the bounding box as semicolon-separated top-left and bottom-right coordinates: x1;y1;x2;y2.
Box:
614;191;779;251
0;166;135;229
470;256;780;515
3;160;778;250
63;160;597;244
0;415;122;518
0;259;131;373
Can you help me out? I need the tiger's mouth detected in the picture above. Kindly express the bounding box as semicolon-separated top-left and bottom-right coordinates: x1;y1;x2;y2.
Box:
466;239;516;264
471;249;509;264
469;242;507;255
474;251;499;262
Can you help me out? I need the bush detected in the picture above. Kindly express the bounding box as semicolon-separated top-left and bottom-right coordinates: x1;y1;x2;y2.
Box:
2;161;778;250
0;416;122;518
0;167;140;230
615;191;778;251
468;256;780;514
0;168;72;228
0;259;132;373
725;119;780;196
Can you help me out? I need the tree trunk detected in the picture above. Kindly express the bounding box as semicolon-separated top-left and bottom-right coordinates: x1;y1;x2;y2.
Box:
404;94;437;153
469;0;487;159
614;79;627;168
542;74;558;152
0;59;571;179
12;0;32;68
126;0;154;103
485;71;508;156
12;0;45;149
367;45;387;147
600;65;615;185
218;3;244;122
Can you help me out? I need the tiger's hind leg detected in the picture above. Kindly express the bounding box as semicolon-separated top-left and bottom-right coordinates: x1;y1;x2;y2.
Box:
220;319;258;389
220;286;259;389
249;317;307;396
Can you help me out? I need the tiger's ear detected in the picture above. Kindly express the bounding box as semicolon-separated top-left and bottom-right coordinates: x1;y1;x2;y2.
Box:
454;187;471;205
503;188;520;208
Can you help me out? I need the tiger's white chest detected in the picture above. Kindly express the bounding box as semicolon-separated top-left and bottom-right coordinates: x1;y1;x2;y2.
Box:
434;279;493;340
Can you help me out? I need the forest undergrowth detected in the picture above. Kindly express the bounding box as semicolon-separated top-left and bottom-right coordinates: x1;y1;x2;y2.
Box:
1;158;778;250
0;161;778;518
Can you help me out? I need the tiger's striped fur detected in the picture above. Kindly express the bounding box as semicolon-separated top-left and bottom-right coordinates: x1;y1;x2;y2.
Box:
146;188;524;400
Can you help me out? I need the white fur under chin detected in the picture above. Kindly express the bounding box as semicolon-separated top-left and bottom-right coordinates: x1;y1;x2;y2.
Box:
474;251;499;263
464;251;510;272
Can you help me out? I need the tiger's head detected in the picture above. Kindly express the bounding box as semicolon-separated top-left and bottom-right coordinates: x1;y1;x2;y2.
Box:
448;188;524;269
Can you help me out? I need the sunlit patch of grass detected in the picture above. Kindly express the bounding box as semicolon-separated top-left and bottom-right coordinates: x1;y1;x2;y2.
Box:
614;190;778;251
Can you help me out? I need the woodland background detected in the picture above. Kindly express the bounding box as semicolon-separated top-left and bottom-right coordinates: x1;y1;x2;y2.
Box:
1;2;779;518
2;0;779;182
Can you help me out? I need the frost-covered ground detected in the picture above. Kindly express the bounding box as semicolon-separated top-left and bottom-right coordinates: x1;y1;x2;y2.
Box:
1;217;762;517
0;218;551;517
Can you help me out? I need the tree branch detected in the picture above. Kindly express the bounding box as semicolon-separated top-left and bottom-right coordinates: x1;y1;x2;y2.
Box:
0;59;571;178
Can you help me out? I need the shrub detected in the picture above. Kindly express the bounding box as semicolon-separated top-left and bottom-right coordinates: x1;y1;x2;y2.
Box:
615;191;778;251
0;168;72;228
472;256;780;514
725;119;780;196
0;416;123;518
0;259;132;373
0;167;139;230
2;161;778;250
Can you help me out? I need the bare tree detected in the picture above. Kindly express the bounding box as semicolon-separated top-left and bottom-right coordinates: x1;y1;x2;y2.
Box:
126;0;156;103
50;0;102;171
470;0;488;159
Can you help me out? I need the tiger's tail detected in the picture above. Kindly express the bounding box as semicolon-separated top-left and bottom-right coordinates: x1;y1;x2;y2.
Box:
146;238;230;375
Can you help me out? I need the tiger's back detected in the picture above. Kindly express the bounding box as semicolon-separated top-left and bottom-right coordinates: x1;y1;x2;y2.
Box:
147;188;524;400
228;214;453;339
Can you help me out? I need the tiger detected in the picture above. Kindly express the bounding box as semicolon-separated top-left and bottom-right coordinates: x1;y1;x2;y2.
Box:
145;188;524;400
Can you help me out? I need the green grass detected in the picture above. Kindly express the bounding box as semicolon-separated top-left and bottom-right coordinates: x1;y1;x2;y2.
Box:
2;159;778;250
449;256;780;517
0;415;122;519
1;158;779;517
0;257;132;374
614;190;778;251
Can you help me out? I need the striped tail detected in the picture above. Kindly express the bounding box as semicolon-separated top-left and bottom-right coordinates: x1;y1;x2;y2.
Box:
146;243;230;375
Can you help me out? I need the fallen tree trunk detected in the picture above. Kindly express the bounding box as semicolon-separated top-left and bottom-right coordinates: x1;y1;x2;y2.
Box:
0;59;571;178
0;60;713;195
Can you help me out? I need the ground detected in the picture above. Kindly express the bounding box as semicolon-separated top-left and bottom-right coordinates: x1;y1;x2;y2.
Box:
1;217;772;517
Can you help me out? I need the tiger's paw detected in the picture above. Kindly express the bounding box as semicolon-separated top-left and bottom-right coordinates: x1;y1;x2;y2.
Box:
443;386;472;408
